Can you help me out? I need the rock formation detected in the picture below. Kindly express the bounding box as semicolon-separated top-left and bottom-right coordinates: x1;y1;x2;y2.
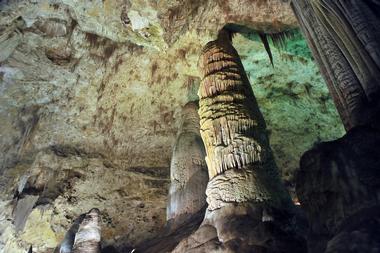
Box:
167;101;208;228
289;3;380;252
72;208;101;253
172;29;306;252
291;0;380;130
296;126;380;253
0;1;347;252
58;214;85;253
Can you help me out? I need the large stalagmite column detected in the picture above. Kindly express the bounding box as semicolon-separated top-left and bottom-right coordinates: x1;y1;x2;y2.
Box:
72;208;101;253
167;101;208;227
198;30;291;212
173;30;305;253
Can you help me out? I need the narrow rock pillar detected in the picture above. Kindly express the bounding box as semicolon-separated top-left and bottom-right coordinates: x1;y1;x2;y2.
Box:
58;214;85;253
167;101;208;227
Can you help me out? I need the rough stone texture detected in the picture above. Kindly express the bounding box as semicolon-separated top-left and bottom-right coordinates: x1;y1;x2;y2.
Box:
135;208;205;253
167;101;208;227
0;150;169;252
58;213;85;253
172;30;305;253
0;1;343;252
291;0;380;130
158;0;297;45
0;0;297;51
72;208;101;253
297;126;380;253
234;35;345;197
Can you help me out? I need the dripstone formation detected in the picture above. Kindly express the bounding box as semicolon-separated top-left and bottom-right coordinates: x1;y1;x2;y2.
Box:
2;0;380;252
172;29;306;253
72;208;101;253
58;214;85;253
290;2;380;252
291;0;380;130
167;101;208;228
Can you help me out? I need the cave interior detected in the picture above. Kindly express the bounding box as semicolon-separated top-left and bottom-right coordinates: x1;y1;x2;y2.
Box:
0;0;379;253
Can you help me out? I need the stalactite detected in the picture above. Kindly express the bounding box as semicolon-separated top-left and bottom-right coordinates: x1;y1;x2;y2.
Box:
12;195;39;232
291;0;380;130
72;208;101;253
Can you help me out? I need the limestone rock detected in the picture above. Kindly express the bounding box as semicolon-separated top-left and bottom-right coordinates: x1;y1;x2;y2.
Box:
167;101;208;227
297;126;380;253
72;208;101;253
0;1;343;252
173;29;306;253
0;149;169;252
291;0;380;130
59;213;85;253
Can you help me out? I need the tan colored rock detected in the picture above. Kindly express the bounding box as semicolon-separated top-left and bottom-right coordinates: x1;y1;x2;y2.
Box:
58;213;85;253
198;29;290;208
173;29;305;252
167;101;208;227
72;208;101;253
159;0;297;45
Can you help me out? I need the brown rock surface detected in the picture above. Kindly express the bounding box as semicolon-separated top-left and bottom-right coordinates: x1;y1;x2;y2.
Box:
297;126;380;253
72;208;101;253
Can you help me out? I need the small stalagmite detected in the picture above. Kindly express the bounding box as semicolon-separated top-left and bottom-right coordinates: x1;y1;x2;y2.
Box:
72;208;101;253
58;214;85;253
167;101;208;227
172;29;306;252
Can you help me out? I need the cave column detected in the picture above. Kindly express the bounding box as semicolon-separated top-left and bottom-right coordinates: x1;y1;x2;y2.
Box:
198;30;290;214
173;29;305;252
